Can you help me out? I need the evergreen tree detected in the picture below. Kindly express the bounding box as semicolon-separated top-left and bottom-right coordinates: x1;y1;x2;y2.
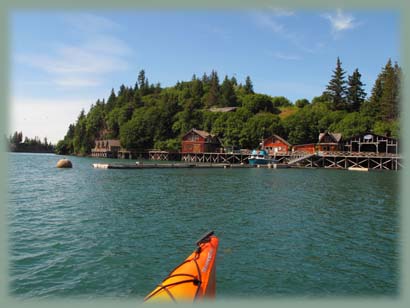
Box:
10;131;22;144
324;57;347;110
138;70;146;89
190;76;204;99
244;76;254;94
393;61;402;116
204;70;220;107
380;59;399;121
347;68;366;112
220;76;237;107
367;59;401;121
106;88;117;111
201;72;210;85
138;69;151;96
366;75;383;118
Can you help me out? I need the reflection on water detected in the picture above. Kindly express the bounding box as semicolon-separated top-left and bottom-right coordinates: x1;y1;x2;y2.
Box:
8;153;399;298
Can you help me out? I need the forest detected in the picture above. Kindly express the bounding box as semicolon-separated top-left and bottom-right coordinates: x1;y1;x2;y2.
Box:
55;57;401;156
7;131;54;153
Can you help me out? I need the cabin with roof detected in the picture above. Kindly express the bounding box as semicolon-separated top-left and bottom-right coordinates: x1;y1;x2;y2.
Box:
317;132;342;152
91;139;121;158
343;133;399;155
262;134;291;155
181;129;221;153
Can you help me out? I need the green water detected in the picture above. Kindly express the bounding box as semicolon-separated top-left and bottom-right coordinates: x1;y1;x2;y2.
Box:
8;153;399;299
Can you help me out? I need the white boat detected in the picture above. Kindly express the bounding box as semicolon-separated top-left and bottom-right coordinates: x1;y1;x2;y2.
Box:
348;166;369;172
248;149;278;165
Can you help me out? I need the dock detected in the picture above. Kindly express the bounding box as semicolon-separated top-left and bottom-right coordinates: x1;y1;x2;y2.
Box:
92;163;289;169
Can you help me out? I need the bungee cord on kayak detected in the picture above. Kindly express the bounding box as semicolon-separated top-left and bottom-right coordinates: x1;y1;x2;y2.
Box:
144;231;219;303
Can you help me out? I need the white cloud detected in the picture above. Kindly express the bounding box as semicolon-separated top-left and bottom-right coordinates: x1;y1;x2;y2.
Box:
272;51;301;61
253;11;321;54
253;12;284;34
322;9;358;34
54;78;101;87
268;8;295;17
9;97;93;143
14;14;130;89
62;13;122;34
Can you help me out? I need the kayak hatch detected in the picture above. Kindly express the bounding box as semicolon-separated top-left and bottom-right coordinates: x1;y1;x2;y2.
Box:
144;231;219;303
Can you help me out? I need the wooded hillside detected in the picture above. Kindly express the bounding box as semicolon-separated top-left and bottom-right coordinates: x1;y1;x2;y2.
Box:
56;58;401;155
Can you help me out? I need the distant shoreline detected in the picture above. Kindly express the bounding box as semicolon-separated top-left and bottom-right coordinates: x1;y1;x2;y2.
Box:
7;148;55;154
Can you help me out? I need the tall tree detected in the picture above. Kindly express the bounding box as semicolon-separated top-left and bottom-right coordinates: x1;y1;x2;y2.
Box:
244;76;254;94
204;70;220;107
220;76;237;107
347;68;366;112
138;70;146;89
380;59;399;121
366;59;401;121
138;69;150;96
190;75;204;99
393;61;402;116
106;88;117;111
324;57;347;110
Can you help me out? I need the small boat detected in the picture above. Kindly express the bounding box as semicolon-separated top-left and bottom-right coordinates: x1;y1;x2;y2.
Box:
348;166;369;172
248;149;277;165
248;137;278;166
144;231;219;303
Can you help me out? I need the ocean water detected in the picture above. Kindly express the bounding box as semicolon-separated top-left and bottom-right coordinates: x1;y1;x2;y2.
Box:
7;153;400;299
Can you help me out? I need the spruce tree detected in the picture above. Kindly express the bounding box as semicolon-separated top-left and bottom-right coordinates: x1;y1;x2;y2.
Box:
106;88;117;111
138;70;150;95
324;57;347;110
380;59;398;121
205;70;220;107
393;62;402;118
347;68;366;112
367;59;401;121
138;70;146;89
367;74;383;118
220;76;237;107
190;76;204;99
244;76;254;94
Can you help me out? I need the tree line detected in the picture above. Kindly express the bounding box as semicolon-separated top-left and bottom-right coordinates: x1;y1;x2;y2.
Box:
7;131;54;153
56;58;401;155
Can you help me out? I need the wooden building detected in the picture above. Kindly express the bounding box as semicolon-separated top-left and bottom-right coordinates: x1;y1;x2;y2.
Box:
317;132;342;152
262;134;291;155
91;139;121;158
181;129;221;153
343;133;399;155
292;143;316;154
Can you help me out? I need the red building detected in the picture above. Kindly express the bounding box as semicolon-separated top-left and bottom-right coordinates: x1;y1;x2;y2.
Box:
262;134;291;155
292;143;316;154
181;129;221;153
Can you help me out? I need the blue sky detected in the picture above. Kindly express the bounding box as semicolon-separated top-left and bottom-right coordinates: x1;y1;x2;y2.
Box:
10;9;399;143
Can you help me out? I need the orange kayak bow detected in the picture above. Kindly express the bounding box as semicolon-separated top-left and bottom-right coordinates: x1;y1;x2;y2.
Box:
144;231;219;303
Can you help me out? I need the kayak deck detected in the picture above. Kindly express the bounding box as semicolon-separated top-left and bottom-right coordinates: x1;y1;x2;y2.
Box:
144;231;219;303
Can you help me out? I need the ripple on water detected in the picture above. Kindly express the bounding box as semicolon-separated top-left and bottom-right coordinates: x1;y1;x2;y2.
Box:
7;154;400;298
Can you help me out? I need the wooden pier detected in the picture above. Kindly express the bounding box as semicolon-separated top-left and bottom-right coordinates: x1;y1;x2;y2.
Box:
286;152;403;171
147;151;403;171
93;151;402;171
92;162;294;169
